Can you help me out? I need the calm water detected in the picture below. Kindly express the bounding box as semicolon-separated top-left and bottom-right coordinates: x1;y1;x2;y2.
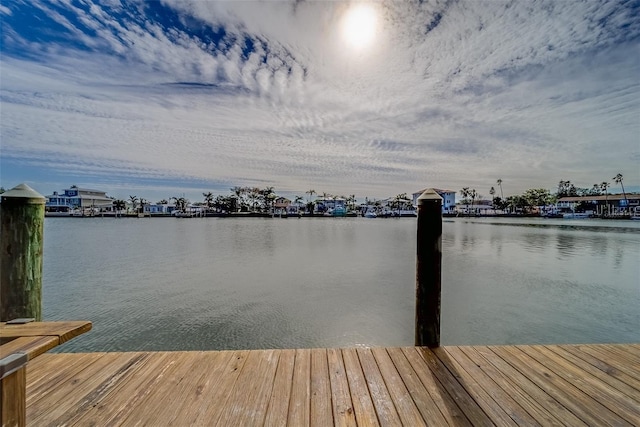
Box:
42;216;639;352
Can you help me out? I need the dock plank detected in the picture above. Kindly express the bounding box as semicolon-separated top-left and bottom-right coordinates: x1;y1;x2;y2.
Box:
576;345;640;385
546;345;640;399
442;346;539;426
433;346;519;426
191;350;250;426
70;352;175;426
28;353;110;423
619;343;640;358
521;345;640;425
357;347;402;426
459;346;564;426
343;348;379;427
310;348;333;427
327;348;357;427
27;353;119;407
26;353;93;402
401;347;472;426
386;347;450;426
289;348;312;426
264;349;295;427
559;345;640;392
600;344;640;364
23;344;640;426
177;350;244;426
414;347;493;426
123;352;213;426
473;346;587;427
491;345;632;426
215;349;280;426
371;347;425;426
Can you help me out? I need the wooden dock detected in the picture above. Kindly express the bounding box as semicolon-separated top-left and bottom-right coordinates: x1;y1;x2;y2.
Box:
25;344;639;426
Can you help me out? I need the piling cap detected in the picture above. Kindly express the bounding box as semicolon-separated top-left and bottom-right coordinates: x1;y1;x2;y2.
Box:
417;188;442;202
1;183;46;204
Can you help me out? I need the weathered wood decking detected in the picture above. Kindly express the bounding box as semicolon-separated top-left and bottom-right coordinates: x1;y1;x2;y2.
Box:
26;344;639;426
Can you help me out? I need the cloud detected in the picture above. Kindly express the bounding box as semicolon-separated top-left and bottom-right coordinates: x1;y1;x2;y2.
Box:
1;0;639;200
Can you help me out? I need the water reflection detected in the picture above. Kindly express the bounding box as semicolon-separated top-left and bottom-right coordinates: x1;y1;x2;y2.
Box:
556;233;577;258
43;216;640;351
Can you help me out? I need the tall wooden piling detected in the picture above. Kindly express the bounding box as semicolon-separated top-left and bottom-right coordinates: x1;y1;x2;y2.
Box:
415;188;442;347
0;184;45;322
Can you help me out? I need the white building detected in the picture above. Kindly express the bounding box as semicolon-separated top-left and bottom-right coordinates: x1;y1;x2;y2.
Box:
412;188;457;214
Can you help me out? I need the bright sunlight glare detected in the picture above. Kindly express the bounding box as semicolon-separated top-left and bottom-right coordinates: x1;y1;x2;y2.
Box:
341;4;377;49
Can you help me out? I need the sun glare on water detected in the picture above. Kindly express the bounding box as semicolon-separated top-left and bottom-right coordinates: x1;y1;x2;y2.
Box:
342;4;378;49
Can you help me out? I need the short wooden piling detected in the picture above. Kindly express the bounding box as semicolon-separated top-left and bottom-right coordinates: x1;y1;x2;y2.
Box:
415;189;442;347
0;352;28;427
0;184;45;322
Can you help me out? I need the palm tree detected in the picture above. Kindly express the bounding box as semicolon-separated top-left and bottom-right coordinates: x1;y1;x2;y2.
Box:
460;187;471;215
203;192;214;213
489;187;496;213
113;199;126;216
231;186;245;212
496;179;504;200
261;186;275;213
138;198;147;214
601;181;610;216
172;196;189;213
460;187;478;214
128;195;138;214
613;173;627;213
306;189;316;202
469;189;478;215
392;193;408;212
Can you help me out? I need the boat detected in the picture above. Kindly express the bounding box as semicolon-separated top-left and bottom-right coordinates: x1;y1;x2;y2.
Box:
562;212;591;219
332;206;347;217
172;210;193;218
391;209;417;217
364;210;377;218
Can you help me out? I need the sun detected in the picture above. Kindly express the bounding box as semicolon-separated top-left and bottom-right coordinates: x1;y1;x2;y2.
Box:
341;4;378;49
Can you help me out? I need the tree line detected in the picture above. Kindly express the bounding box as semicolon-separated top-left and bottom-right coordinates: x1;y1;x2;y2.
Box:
116;186;414;215
459;173;628;214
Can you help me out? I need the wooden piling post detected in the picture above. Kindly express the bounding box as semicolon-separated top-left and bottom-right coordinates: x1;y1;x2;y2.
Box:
1;184;45;322
415;188;442;347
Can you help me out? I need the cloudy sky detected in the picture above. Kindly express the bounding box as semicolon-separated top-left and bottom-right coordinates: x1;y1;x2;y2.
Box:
1;0;639;202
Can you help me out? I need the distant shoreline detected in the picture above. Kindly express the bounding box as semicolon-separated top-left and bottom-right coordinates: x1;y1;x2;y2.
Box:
44;212;636;220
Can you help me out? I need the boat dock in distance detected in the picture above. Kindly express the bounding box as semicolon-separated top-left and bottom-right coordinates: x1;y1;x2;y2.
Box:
25;343;640;426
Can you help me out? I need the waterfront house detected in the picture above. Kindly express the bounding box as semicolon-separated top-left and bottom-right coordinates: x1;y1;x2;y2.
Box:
143;203;176;215
455;199;494;215
314;196;346;214
274;197;291;215
379;196;416;216
556;193;640;216
411;188;457;213
45;185;113;214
